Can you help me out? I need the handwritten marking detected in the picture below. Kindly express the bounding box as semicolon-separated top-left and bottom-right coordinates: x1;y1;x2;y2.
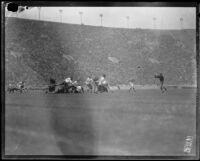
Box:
184;136;193;153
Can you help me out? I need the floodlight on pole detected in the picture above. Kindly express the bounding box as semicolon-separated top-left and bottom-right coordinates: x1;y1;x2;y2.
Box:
180;17;183;30
126;16;130;28
79;11;83;25
38;7;41;20
99;14;103;26
59;9;63;23
153;17;157;29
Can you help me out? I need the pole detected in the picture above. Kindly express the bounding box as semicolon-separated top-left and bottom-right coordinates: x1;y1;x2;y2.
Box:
38;7;41;20
126;16;129;28
59;9;62;23
100;14;103;26
180;18;183;30
153;17;156;29
79;12;83;25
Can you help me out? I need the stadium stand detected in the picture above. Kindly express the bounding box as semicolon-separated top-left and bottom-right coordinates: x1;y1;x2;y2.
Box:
5;17;196;87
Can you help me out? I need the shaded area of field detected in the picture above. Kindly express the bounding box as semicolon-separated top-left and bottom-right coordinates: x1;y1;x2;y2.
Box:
5;89;196;156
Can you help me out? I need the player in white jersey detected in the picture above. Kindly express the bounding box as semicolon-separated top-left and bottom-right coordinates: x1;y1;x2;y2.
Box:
98;74;111;92
64;77;72;84
98;74;106;86
63;77;73;93
85;76;93;92
17;81;25;93
85;76;93;85
128;79;136;93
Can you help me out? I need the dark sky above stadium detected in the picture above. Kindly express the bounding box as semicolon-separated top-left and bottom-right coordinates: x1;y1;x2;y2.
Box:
5;7;196;29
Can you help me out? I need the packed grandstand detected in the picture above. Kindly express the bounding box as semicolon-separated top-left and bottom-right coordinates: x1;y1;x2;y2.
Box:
5;17;196;89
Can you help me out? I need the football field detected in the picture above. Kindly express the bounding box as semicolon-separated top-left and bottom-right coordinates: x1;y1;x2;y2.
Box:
5;88;196;156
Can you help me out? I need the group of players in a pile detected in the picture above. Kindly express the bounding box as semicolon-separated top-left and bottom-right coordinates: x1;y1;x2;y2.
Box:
7;73;167;94
48;74;111;94
46;72;167;94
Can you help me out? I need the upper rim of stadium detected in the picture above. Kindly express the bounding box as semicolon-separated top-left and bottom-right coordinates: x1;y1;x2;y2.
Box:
5;17;196;31
4;6;196;30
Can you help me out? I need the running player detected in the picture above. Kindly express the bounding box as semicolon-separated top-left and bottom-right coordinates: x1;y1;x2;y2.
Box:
98;74;110;92
98;74;106;86
17;81;25;93
154;73;167;93
128;79;136;94
63;76;73;92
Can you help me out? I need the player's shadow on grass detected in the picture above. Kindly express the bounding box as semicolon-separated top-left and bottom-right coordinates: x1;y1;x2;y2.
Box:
48;94;97;156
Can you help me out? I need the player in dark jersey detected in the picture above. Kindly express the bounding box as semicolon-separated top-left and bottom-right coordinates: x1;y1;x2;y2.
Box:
154;73;167;93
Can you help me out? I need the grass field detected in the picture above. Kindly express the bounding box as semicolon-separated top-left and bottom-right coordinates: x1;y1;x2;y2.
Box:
4;88;197;156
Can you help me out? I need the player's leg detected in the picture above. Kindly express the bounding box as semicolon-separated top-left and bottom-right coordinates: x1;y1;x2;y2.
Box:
163;83;167;91
19;87;22;93
118;85;120;90
81;86;84;93
107;84;111;93
130;87;134;94
132;86;136;92
94;83;98;93
161;81;166;93
129;87;131;93
160;81;163;91
162;80;167;91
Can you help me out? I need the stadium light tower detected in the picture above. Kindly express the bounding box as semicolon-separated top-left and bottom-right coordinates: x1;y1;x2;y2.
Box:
180;17;183;30
38;7;41;20
79;11;83;25
153;17;157;29
99;14;103;26
126;16;130;28
59;9;63;23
